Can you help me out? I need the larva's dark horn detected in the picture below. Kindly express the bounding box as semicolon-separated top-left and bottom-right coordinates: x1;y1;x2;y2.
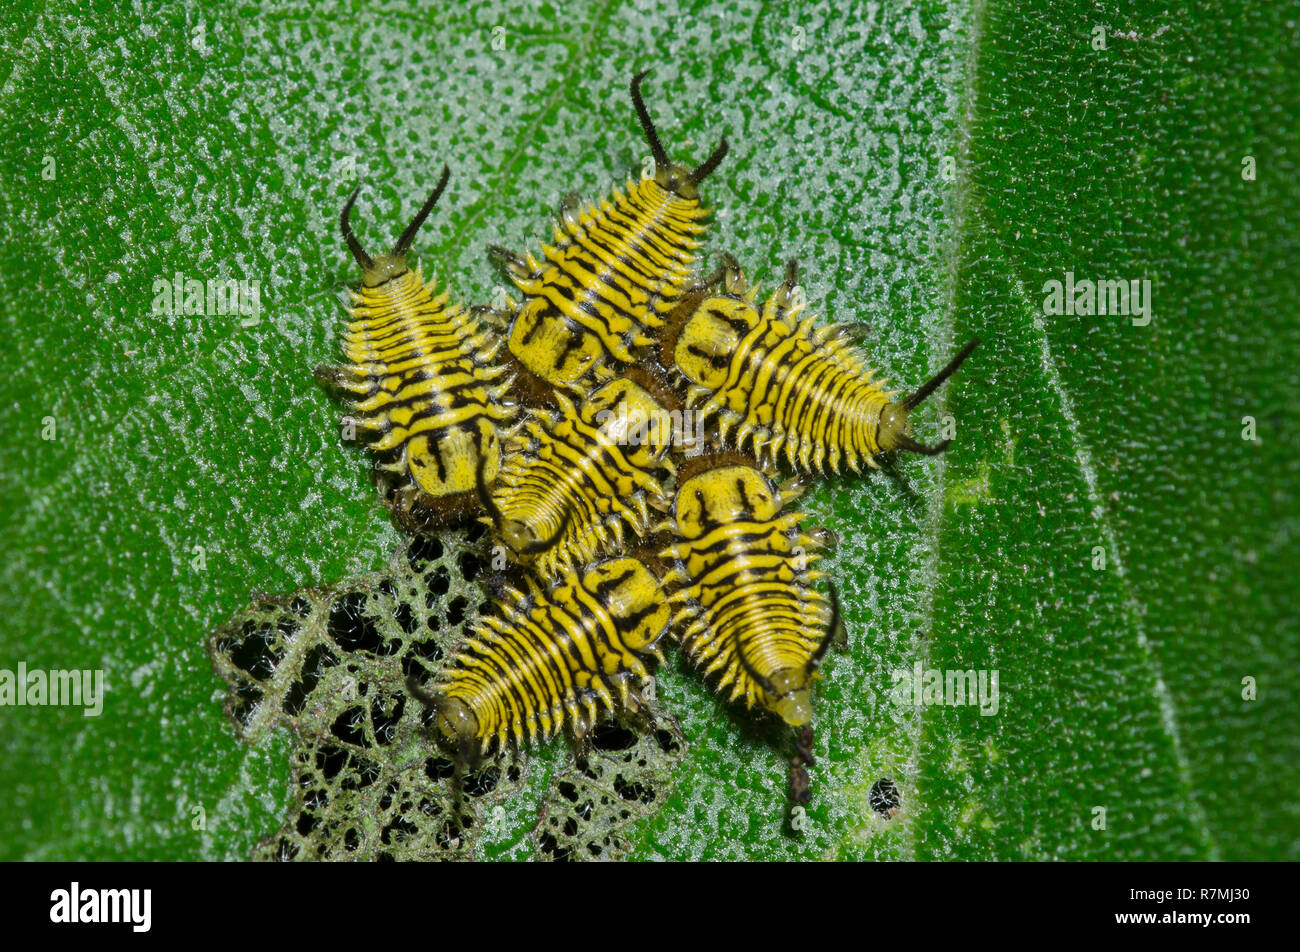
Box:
475;450;503;529
807;583;840;673
736;641;779;698
631;70;670;171
893;434;953;456
340;187;374;272
406;674;438;710
520;506;575;555
392;164;451;258
901;338;980;411
689;137;729;184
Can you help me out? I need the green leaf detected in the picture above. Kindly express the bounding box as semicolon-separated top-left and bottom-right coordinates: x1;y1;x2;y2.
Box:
1;0;1295;860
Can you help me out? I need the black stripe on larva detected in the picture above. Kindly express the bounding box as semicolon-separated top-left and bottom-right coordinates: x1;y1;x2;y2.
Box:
734;477;755;521
497;628;547;720
689;528;776;557
578;225;659;284
574;215;670;290
428;435;447;483
515;313;544;347
554;327;586;365
605;387;629;414
575;296;613;327
615;602;660;635
686;344;730;370
594;566;636;599
564;258;644;322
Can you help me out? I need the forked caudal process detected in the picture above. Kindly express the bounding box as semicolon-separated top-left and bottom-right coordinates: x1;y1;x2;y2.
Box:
299;70;978;813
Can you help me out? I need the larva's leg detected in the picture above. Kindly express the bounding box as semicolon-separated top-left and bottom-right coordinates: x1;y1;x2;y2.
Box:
313;363;371;395
837;321;874;344
557;192;582;232
619;678;657;733
470;303;514;333
719;252;747;295
808;526;838;553
774;259;800;311
487;245;534;282
777;474;815;507
570;712;594;769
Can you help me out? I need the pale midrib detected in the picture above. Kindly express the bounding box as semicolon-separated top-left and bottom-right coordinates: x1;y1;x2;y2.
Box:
906;0;1220;862
1023;279;1220;859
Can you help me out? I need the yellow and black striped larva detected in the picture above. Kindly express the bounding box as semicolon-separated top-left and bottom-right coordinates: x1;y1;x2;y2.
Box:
315;166;515;530
659;455;841;801
486;71;729;398
409;556;670;765
479;374;677;576
663;255;979;474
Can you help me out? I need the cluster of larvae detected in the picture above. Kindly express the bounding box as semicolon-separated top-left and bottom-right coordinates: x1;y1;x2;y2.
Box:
315;73;976;806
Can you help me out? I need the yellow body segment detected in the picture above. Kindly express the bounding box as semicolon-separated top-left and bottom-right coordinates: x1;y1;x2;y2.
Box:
488;379;676;575
673;277;894;475
430;558;670;760
506;179;705;392
326;268;514;500
499;72;727;394
660;464;833;726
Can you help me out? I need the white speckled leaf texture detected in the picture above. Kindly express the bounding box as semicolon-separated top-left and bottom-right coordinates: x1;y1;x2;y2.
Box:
0;0;1296;860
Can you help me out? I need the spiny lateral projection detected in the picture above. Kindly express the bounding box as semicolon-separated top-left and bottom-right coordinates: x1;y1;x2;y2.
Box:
412;557;671;764
482;377;676;575
660;460;837;727
316;166;514;528
665;255;978;474
490;71;728;396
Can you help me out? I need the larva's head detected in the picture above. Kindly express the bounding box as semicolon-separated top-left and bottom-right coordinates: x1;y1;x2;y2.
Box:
874;401;911;454
876;338;981;456
674;464;780;538
672;296;761;389
767;668;815;727
631;71;729;203
340;165;450;288
589;379;675;465
583;558;670;652
433;695;485;766
408;677;487;766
